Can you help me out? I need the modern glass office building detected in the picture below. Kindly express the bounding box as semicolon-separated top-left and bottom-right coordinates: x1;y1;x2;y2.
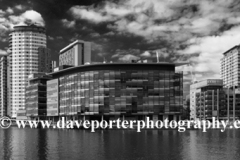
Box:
47;63;183;121
26;74;51;119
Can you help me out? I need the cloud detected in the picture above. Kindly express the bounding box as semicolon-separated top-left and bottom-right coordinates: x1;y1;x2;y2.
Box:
0;10;45;34
48;36;54;40
111;49;141;62
91;42;103;52
15;5;24;10
176;64;192;74
141;51;151;57
102;1;132;17
5;8;13;14
118;54;139;62
66;0;240;79
68;0;240;40
0;22;8;39
61;19;75;28
195;74;203;78
69;6;115;23
0;49;7;55
56;36;63;39
156;48;169;58
10;10;45;26
89;32;100;37
0;9;4;15
104;31;115;36
6;7;14;14
179;25;240;74
0;9;44;41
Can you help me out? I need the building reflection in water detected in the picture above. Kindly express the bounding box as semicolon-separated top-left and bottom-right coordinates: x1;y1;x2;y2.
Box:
185;129;240;160
1;128;240;160
37;129;48;160
0;128;13;159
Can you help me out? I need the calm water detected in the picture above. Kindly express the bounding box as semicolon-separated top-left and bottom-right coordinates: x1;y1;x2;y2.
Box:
0;128;240;160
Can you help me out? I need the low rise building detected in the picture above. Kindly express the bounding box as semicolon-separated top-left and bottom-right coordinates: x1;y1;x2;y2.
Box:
25;74;52;120
190;79;225;120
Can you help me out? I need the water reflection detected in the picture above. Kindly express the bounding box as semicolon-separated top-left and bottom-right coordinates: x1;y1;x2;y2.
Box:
0;128;13;159
0;128;240;160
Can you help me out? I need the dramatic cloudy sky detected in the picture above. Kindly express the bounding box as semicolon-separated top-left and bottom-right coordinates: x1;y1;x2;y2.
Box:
1;0;240;95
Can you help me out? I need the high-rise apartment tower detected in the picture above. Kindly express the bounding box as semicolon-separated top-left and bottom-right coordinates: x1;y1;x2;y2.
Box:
8;24;46;117
221;45;240;88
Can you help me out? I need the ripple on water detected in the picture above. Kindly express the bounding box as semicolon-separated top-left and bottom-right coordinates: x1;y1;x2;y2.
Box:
0;128;240;160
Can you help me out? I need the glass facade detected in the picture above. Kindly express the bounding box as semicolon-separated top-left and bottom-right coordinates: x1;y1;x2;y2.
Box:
47;79;59;116
26;77;50;118
51;68;183;117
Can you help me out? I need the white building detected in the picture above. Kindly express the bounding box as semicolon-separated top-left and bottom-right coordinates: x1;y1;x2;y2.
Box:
190;84;199;120
8;24;46;118
59;40;91;67
221;45;240;88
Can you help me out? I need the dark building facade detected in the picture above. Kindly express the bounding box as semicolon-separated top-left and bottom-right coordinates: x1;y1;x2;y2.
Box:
47;63;183;121
0;56;8;117
38;47;52;73
26;74;52;119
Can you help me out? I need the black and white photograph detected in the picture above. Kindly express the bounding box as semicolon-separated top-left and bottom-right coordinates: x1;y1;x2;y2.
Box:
1;0;240;160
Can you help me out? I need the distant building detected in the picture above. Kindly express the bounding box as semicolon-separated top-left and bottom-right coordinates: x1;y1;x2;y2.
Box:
221;45;240;87
190;79;225;120
220;45;240;120
182;94;190;120
38;47;52;73
59;40;91;66
7;52;12;117
0;56;8;116
51;60;57;72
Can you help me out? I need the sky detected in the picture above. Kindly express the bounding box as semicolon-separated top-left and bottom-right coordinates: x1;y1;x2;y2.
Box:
1;0;240;95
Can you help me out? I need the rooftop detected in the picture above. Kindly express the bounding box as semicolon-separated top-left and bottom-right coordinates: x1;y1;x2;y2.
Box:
190;79;223;89
222;45;239;56
60;40;88;54
11;24;45;33
48;62;187;76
